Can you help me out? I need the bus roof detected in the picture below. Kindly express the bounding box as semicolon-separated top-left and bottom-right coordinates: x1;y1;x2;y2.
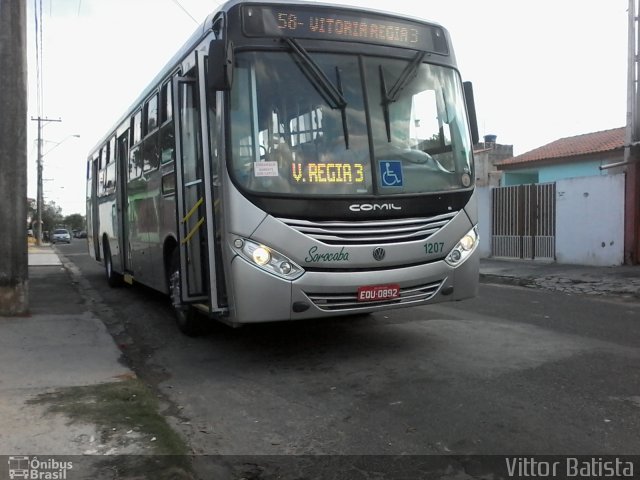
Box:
88;0;450;156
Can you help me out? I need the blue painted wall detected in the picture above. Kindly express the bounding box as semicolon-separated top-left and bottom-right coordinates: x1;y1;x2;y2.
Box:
502;159;605;186
538;160;605;183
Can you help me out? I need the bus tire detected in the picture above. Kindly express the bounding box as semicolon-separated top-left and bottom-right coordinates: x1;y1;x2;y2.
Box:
104;241;123;287
169;250;202;336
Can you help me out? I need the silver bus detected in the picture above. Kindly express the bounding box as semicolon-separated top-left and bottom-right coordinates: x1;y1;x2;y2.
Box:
87;0;480;335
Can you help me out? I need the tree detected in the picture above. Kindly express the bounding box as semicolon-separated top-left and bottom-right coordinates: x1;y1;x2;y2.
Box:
63;213;85;231
29;204;86;239
40;200;63;234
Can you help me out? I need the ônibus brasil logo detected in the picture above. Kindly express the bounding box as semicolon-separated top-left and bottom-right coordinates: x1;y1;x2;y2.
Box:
8;456;73;479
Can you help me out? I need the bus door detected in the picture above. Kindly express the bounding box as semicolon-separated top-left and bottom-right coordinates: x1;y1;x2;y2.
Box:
172;51;224;313
116;131;131;273
90;153;100;260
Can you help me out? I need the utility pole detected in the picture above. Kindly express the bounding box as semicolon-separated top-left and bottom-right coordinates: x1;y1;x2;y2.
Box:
625;0;640;264
31;116;62;246
0;0;28;315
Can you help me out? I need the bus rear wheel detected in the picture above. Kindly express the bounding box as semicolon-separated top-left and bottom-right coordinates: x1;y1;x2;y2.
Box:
104;241;123;287
168;251;203;336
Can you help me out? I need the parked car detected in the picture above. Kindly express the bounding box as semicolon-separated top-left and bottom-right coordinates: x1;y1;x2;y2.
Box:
51;228;71;244
76;230;87;238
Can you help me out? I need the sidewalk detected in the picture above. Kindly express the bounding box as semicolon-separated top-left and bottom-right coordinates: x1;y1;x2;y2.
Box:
1;246;134;455
0;245;193;479
27;244;62;266
480;257;640;299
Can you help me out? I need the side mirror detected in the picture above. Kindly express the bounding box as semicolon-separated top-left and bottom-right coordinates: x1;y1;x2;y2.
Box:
207;39;234;91
463;81;479;145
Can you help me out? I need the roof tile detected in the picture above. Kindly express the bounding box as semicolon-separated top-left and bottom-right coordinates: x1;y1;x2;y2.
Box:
495;127;625;166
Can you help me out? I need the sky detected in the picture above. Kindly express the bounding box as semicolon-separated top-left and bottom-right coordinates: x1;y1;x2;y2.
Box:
26;0;629;215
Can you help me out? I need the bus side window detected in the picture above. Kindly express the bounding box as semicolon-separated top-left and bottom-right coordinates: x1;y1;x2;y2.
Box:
145;94;158;134
159;80;175;164
86;159;92;198
131;110;142;145
88;154;97;199
105;135;116;193
98;147;107;196
143;93;160;172
129;111;143;180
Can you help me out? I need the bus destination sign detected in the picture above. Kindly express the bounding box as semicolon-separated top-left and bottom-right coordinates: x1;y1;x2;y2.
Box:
242;5;448;54
291;162;365;184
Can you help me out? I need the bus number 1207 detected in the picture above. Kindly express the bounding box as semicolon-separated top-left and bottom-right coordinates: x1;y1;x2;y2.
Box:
424;242;444;254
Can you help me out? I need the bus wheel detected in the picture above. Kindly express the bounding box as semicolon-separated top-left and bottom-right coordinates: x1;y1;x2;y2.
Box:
104;242;123;287
168;251;202;336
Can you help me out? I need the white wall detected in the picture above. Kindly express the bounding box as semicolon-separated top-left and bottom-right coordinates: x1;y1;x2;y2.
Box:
555;174;625;266
476;186;492;258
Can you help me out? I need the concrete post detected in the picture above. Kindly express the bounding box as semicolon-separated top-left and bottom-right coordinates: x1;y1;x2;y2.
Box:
0;0;29;315
36;118;43;246
31;116;62;246
625;0;640;265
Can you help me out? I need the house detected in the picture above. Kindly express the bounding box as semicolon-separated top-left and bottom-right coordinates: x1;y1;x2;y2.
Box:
473;134;513;187
494;127;625;185
482;127;630;266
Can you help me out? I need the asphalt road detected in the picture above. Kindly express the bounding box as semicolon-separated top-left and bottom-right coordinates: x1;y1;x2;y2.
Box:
56;240;640;476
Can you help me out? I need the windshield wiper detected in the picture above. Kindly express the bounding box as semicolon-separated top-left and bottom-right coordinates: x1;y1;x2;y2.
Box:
284;38;349;148
380;51;426;142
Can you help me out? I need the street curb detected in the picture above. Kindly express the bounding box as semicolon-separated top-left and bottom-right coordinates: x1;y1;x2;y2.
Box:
480;272;640;300
479;273;536;288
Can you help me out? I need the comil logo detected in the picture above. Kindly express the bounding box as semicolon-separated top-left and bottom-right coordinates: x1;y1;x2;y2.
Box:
349;203;401;212
7;456;73;479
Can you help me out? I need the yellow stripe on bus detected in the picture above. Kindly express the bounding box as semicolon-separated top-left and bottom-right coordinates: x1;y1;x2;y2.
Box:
182;217;205;244
182;197;204;223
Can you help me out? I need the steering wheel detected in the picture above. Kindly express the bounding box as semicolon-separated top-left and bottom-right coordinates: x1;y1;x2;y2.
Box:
378;144;434;165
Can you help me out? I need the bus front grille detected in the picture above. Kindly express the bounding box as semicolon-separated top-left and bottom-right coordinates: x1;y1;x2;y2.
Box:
305;280;444;311
278;212;458;245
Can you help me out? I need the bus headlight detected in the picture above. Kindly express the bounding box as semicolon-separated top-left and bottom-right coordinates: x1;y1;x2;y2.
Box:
252;246;271;266
233;238;304;280
445;226;479;267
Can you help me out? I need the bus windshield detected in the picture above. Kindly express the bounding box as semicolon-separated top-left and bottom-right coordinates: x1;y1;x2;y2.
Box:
229;50;473;196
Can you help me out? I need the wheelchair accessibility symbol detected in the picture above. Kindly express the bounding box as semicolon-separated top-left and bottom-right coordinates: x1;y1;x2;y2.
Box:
380;160;404;187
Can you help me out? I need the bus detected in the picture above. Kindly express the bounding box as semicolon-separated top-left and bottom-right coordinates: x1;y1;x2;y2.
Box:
87;0;480;335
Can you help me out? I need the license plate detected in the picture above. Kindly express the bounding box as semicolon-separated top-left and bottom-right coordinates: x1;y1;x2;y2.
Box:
357;284;401;302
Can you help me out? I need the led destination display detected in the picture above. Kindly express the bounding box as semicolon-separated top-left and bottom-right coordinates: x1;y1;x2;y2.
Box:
242;5;448;53
291;162;365;184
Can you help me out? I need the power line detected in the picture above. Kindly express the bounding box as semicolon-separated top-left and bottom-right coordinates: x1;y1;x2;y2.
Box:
33;0;41;117
38;0;44;115
33;0;45;117
170;0;199;25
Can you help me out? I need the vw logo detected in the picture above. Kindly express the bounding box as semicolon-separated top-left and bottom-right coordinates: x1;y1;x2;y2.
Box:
372;247;386;261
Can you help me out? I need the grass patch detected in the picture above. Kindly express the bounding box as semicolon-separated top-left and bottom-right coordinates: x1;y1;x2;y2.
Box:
28;378;188;457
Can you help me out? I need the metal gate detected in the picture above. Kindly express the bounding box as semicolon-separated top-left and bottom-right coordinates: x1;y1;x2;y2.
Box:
491;183;556;260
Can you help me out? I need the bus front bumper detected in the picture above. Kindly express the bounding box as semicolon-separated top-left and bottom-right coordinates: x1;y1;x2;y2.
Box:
228;251;479;324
